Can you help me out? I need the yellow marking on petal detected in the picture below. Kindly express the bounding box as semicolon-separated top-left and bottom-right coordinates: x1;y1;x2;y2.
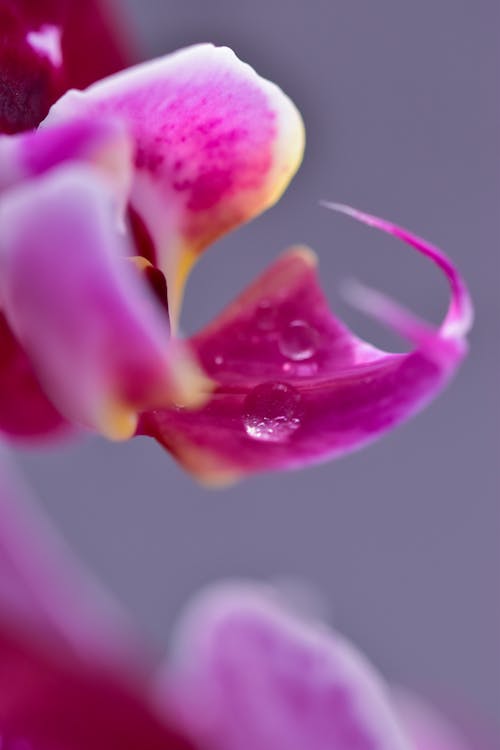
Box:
166;246;197;333
169;435;241;487
128;255;153;271
289;245;318;267
97;401;138;441
168;346;214;410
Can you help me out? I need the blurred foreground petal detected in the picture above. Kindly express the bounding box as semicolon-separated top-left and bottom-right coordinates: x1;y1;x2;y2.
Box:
165;583;412;750
0;166;207;440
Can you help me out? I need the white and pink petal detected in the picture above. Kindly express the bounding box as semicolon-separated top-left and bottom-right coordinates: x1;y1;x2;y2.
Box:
45;43;305;321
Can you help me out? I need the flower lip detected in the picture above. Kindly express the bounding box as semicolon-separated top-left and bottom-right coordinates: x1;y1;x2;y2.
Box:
140;204;472;483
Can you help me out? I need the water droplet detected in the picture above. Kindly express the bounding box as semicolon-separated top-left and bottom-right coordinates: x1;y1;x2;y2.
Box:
279;320;319;361
255;300;278;332
214;355;224;366
242;382;302;443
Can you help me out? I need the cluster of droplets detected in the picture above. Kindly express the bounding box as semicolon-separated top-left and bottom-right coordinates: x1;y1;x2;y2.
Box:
242;381;303;443
242;300;323;442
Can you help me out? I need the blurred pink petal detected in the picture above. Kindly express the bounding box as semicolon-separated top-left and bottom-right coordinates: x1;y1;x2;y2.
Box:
0;117;133;441
165;583;412;750
0;116;133;203
139;208;471;483
0;457;196;749
0;165;208;440
45;43;305;321
395;690;473;750
0;0;132;134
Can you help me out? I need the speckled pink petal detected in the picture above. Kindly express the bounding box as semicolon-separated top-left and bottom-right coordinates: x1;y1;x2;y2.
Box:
164;583;411;750
139;207;471;484
0;165;208;440
45;43;305;321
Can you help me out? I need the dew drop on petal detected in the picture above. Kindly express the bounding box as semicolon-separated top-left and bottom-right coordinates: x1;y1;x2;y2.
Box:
214;355;224;366
279;319;319;361
243;381;302;443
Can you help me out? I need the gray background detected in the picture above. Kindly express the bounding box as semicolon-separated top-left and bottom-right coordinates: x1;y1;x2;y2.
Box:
15;0;500;734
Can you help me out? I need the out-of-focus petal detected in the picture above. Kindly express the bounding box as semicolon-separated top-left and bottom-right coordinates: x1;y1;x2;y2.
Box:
0;165;209;441
0;312;71;440
0;0;131;133
139;209;471;484
394;690;472;750
164;583;411;750
21;0;133;90
0;453;141;662
0;116;133;200
45;43;305;322
0;620;196;750
0;117;133;441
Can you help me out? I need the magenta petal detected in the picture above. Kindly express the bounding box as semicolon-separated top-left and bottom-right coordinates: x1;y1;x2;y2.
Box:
0;116;132;201
165;583;411;750
0;311;71;440
139;208;471;483
0;619;196;750
0;165;207;440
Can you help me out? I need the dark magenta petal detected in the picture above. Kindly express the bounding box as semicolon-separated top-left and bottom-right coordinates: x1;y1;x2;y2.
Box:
0;0;131;133
139;208;471;483
0;620;196;750
0;312;70;440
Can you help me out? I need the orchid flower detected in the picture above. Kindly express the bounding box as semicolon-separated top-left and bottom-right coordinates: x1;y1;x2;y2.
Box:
0;458;479;750
0;15;472;482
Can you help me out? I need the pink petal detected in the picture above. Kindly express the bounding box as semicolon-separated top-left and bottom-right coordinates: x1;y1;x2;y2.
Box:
0;116;133;204
0;0;132;134
45;43;305;321
0;454;139;662
0;117;133;441
164;583;411;750
0;457;196;748
394;690;473;750
139;208;471;483
0;165;208;440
